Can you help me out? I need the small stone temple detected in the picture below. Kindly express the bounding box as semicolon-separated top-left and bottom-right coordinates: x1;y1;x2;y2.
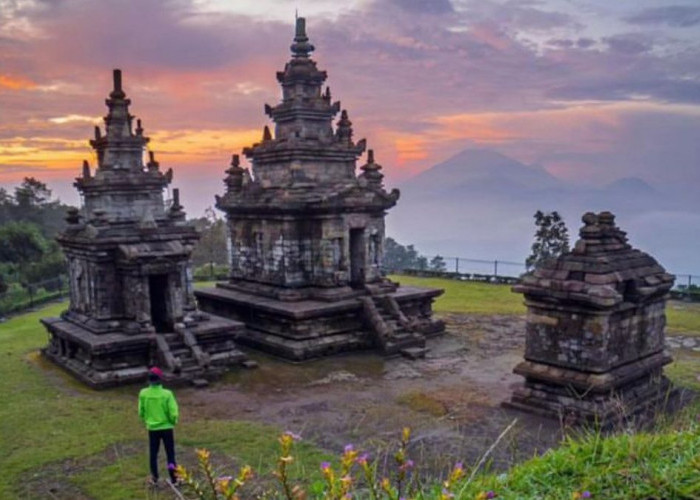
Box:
506;211;677;426
195;18;444;360
42;70;247;388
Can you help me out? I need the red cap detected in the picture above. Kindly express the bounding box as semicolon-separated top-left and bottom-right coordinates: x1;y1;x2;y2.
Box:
149;367;163;378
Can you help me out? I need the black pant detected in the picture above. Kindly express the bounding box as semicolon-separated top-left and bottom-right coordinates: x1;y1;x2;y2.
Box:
148;429;177;482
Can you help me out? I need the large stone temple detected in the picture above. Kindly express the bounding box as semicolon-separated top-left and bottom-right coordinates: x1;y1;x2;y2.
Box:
42;70;247;388
506;212;677;427
195;18;444;360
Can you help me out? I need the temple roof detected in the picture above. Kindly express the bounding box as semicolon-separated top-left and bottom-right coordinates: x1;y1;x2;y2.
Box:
221;18;399;209
68;70;189;227
514;211;675;308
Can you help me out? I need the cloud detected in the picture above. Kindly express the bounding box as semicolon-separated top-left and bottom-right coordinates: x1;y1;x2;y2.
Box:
625;5;700;28
0;74;36;90
387;0;454;15
0;0;699;204
603;34;652;55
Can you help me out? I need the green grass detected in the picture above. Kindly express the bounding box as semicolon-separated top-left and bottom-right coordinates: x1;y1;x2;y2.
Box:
666;301;700;335
453;422;700;499
0;302;328;499
1;278;699;499
390;275;526;315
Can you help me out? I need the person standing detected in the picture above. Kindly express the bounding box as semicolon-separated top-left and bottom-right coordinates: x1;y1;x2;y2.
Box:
138;367;179;486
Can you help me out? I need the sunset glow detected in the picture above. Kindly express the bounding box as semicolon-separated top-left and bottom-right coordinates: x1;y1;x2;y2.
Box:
0;0;698;214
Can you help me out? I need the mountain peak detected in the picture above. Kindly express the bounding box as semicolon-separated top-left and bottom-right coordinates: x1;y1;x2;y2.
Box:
402;147;561;194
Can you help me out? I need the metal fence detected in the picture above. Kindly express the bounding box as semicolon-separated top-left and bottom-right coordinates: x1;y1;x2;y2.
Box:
0;275;68;318
399;255;700;299
398;256;526;284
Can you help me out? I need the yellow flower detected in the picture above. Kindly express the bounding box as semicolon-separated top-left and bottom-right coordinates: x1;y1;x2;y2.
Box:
196;448;211;461
402;427;411;443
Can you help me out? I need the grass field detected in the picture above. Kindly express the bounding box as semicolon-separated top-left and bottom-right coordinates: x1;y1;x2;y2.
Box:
0;278;698;499
0;304;329;499
390;275;526;315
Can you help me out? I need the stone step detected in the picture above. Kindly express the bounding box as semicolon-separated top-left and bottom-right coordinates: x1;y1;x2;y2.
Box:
191;378;209;388
400;346;428;360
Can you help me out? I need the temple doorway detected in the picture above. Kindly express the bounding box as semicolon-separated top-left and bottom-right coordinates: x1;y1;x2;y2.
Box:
349;228;366;288
149;274;171;332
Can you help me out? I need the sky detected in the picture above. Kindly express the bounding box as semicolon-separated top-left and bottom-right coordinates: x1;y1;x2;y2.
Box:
0;0;699;224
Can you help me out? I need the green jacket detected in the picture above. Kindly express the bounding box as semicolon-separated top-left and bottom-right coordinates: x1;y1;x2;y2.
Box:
138;384;179;431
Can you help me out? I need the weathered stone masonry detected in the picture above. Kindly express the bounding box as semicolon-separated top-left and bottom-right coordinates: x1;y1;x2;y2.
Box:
506;211;677;426
42;71;247;388
196;18;444;360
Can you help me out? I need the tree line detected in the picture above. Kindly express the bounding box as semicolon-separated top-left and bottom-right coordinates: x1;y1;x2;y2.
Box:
0;178;71;294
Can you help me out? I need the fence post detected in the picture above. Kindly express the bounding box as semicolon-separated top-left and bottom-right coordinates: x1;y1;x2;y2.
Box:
456;257;459;274
494;260;498;279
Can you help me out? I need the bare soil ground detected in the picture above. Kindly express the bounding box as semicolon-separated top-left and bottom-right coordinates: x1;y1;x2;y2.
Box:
180;313;562;477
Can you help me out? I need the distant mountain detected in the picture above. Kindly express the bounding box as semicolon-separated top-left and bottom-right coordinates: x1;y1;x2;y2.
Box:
603;177;657;196
400;148;562;198
386;147;700;273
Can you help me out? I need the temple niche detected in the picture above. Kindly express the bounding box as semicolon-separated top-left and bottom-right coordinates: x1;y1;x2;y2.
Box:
195;18;444;360
506;211;677;427
42;70;247;388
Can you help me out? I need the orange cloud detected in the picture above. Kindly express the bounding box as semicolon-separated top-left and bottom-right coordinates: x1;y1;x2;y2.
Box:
432;113;519;143
149;128;262;164
394;135;429;164
0;128;262;184
0;74;37;90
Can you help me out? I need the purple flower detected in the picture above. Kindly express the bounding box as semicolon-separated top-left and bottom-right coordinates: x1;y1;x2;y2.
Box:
356;453;370;465
284;431;302;441
167;463;176;470
320;461;331;471
486;491;496;499
344;444;354;453
582;492;591;498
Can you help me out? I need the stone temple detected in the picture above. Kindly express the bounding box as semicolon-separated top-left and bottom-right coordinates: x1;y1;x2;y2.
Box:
42;70;247;388
506;211;677;427
196;18;444;360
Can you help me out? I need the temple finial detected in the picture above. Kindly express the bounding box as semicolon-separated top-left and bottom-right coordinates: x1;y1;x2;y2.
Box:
263;125;272;141
290;17;314;58
336;109;353;143
231;154;240;168
368;149;375;164
113;69;122;92
82;160;91;179
135;118;143;135
111;69;125;98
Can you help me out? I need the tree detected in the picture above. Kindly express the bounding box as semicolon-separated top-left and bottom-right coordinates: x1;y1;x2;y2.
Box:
191;208;229;276
0;222;48;274
525;210;570;270
14;177;52;208
429;255;446;272
0;177;70;238
383;237;429;272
